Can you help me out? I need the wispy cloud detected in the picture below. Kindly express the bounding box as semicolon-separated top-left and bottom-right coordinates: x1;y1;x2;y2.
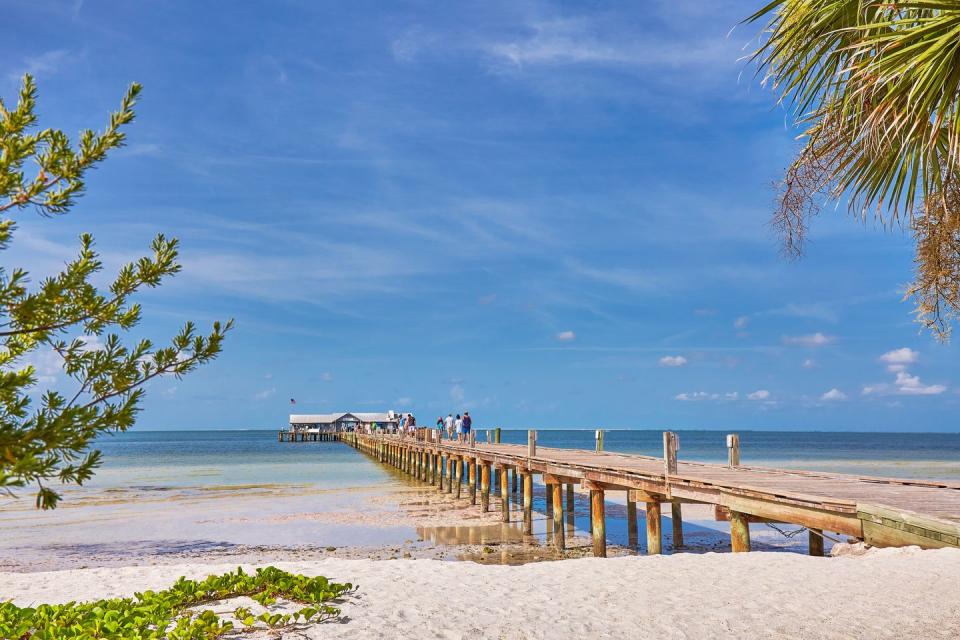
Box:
659;355;687;367
747;389;770;401
821;388;847;401
782;332;834;348
555;330;576;342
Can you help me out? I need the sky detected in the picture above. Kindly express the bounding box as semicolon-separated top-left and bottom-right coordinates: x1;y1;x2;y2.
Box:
2;0;957;431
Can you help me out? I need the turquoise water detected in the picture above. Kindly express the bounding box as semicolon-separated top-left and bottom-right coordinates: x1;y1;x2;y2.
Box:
91;429;960;487
1;428;957;568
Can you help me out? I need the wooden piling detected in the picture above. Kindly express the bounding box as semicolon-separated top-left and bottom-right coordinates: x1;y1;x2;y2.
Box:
727;433;740;467
565;484;575;533
480;463;491;512
447;457;454;493
646;501;662;555
527;430;536;457
809;528;824;556
627;494;638;547
494;427;501;443
468;459;476;505
454;458;462;499
730;510;751;552
551;481;565;551
671;501;684;549
512;468;518;494
522;472;533;536
591;487;606;557
595;429;604;452
500;466;510;522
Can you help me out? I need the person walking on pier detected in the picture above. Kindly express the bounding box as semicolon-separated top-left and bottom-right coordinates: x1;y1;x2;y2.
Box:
444;413;454;440
462;412;472;441
455;414;463;442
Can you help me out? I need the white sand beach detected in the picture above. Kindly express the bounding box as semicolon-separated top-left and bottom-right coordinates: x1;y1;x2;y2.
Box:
3;546;959;639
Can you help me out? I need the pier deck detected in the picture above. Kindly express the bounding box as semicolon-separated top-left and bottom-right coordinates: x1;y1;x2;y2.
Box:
347;432;960;554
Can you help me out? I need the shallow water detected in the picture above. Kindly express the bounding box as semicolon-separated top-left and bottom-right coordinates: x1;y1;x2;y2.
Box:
1;429;955;569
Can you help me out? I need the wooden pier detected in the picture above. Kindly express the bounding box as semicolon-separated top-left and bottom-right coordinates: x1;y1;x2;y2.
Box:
277;429;344;442
337;430;960;557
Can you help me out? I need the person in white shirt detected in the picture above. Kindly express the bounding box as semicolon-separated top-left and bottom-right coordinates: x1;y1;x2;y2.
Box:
454;414;463;442
444;414;454;440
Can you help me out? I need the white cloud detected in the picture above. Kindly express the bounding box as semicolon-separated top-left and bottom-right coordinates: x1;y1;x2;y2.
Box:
450;384;465;404
556;330;576;342
894;371;946;396
863;349;945;396
320;372;334;382
396;396;413;406
802;358;816;369
879;348;919;372
659;355;687;367
734;316;749;330
254;387;276;401
747;389;770;401
782;332;834;347
675;391;738;402
821;388;847;401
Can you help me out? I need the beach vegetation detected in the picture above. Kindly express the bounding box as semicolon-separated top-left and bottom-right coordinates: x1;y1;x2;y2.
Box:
0;565;354;639
0;75;232;509
747;1;960;339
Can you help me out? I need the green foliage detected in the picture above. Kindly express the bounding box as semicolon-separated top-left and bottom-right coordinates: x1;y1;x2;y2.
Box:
746;1;960;339
0;74;232;508
0;566;355;639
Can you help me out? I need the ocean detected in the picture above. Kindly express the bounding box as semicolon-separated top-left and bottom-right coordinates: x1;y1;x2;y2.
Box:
90;428;960;489
1;428;958;569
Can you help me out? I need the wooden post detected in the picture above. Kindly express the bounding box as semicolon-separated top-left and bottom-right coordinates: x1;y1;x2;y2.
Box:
595;429;604;452
588;490;593;533
480;463;491;512
671;501;684;549
437;454;444;490
522;472;533;535
627;493;638;547
565;483;575;532
591;487;606;557
512;468;518;494
809;528;824;556
500;466;510;522
727;433;740;468
663;431;678;476
545;481;553;517
468;459;477;505
551;481;565;551
528;429;536;457
730;511;751;552
447;457;454;493
494;427;501;443
454;458;462;499
646;501;662;555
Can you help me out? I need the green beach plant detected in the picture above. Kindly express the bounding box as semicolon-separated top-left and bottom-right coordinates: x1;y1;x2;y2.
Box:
747;1;960;339
0;75;232;509
0;566;355;639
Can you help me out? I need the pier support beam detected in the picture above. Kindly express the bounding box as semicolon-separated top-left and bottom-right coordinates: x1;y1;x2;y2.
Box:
522;472;533;536
500;466;510;522
671;501;684;549
549;480;565;551
627;493;638;548
454;458;462;499
591;487;606;557
447;457;454;493
646;501;662;555
468;459;477;505
730;510;751;552
565;484;575;533
809;528;824;556
480;463;491;512
512;469;518;494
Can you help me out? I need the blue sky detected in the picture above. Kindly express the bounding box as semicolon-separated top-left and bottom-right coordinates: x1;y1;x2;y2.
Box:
3;0;957;431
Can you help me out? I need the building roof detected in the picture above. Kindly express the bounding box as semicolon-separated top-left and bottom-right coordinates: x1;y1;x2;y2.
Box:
289;412;396;424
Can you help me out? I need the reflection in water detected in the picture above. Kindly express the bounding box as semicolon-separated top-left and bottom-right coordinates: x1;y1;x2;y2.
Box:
417;522;528;546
